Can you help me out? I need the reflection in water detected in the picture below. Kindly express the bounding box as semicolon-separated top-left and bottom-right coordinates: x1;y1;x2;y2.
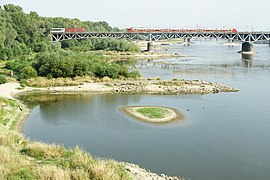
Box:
241;53;253;67
21;94;142;126
241;53;254;60
241;58;253;67
173;67;236;78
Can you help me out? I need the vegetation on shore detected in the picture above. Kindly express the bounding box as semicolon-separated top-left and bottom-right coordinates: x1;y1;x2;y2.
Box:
0;4;140;82
5;50;140;80
136;107;170;119
0;96;131;180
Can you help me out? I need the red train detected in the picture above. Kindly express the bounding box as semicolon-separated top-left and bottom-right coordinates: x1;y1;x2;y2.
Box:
127;28;237;33
65;28;85;33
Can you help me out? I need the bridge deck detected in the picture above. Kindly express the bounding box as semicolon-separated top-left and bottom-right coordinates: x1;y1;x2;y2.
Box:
51;32;270;42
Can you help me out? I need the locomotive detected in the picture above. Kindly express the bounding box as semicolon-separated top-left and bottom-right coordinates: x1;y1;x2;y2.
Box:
50;28;85;33
127;27;238;33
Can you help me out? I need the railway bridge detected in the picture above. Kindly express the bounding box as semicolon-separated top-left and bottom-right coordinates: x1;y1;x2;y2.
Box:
50;31;270;53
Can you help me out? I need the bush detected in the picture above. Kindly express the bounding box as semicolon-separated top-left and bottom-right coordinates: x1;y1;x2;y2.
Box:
0;75;7;84
0;49;13;60
19;66;37;80
128;70;141;79
5;55;33;75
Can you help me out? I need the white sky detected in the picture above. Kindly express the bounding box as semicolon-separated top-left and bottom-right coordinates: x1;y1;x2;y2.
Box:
1;0;269;31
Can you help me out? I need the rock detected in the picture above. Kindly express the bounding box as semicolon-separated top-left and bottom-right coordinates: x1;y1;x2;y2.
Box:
105;79;238;95
160;174;166;177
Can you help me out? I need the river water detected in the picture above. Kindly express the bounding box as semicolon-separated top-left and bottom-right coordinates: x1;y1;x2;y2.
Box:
22;39;270;180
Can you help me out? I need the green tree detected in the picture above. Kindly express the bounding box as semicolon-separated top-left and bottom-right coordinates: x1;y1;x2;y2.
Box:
19;66;38;79
74;60;89;76
0;75;7;84
34;52;61;76
34;41;50;52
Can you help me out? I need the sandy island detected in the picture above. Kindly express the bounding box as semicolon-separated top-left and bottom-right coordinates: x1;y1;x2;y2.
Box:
121;106;183;124
1;79;239;99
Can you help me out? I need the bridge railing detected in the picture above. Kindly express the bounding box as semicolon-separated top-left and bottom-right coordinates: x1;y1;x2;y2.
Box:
50;31;270;42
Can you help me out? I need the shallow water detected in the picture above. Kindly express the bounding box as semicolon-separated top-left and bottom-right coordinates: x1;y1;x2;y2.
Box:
22;39;270;180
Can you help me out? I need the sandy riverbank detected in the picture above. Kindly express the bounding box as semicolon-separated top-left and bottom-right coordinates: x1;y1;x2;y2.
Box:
104;51;187;60
4;79;239;98
0;83;22;99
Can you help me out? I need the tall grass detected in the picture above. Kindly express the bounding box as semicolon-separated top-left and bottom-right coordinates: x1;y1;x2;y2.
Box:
23;77;82;88
0;126;131;180
21;141;66;159
35;165;71;180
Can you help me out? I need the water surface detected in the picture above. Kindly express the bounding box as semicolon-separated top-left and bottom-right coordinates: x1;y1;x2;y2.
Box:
22;40;270;180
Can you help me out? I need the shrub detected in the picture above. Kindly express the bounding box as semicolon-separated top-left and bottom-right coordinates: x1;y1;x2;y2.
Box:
128;70;141;79
19;66;37;80
0;75;7;84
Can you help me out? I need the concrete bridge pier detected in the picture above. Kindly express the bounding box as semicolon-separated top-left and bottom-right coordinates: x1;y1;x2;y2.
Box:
269;40;270;47
183;38;191;42
241;42;254;53
241;42;254;67
147;42;153;52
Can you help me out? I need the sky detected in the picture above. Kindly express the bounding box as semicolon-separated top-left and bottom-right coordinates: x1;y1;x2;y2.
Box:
1;0;269;31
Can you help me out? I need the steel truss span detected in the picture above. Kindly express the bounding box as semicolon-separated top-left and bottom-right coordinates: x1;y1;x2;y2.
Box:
51;32;270;42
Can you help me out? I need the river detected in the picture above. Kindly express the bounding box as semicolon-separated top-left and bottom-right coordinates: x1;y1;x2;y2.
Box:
22;39;270;180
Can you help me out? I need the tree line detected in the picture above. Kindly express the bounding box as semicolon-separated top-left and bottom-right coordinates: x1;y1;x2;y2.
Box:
0;4;140;83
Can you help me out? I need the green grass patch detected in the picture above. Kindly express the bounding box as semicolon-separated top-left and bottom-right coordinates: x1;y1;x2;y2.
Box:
136;107;169;119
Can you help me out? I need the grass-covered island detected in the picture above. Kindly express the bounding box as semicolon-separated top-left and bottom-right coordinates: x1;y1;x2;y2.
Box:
121;106;183;123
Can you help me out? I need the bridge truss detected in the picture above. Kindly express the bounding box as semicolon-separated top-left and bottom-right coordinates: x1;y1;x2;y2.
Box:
51;32;270;42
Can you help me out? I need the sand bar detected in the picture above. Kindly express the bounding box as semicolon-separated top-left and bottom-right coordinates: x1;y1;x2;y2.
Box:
121;106;183;124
